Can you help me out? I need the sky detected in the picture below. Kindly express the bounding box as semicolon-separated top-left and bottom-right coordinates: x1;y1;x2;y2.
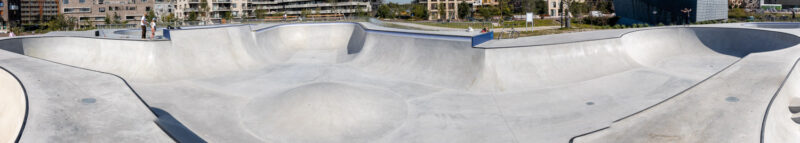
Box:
385;0;413;4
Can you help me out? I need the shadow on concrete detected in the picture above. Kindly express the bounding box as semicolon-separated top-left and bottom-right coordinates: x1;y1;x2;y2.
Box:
695;27;800;57
150;107;207;143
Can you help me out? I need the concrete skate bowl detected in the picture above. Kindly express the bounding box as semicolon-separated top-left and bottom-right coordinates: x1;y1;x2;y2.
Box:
1;24;800;142
743;22;800;29
764;57;800;143
0;66;26;143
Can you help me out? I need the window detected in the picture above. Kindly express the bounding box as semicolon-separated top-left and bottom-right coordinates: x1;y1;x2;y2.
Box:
145;6;150;11
63;0;68;4
551;2;555;7
231;4;235;8
127;6;136;10
80;8;91;12
0;2;4;7
126;16;136;20
79;0;85;3
99;7;105;12
95;17;104;21
142;0;147;2
98;0;103;4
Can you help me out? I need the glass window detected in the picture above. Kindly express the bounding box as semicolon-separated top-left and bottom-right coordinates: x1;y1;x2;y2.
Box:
63;0;69;4
79;0;85;3
552;2;555;7
98;0;103;4
145;6;150;11
0;2;4;7
99;7;105;12
232;4;236;8
142;0;147;2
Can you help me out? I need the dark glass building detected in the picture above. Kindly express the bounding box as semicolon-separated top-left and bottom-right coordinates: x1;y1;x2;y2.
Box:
614;0;727;25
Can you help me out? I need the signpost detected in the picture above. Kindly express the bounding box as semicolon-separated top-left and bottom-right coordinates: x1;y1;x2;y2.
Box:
526;12;534;31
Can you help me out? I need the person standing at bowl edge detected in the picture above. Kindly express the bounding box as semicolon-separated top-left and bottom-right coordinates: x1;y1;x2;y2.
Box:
140;16;147;39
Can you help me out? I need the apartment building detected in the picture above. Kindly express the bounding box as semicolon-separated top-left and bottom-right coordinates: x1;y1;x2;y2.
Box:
174;0;246;20
249;0;374;17
1;0;22;27
61;0;155;25
546;0;585;17
19;0;59;24
419;0;497;20
154;0;174;18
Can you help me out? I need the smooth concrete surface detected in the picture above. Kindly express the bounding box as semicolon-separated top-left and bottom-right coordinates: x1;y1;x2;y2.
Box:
743;22;800;29
0;66;25;143
1;22;800;142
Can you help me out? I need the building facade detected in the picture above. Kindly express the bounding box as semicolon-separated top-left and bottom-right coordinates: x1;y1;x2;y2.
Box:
614;0;727;25
1;0;22;27
154;0;174;19
419;0;497;20
19;0;59;24
174;0;247;20
249;0;374;17
764;0;800;9
546;0;585;16
61;0;156;25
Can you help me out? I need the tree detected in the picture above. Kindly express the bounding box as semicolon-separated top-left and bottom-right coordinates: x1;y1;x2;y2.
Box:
146;10;156;22
301;9;311;17
254;9;267;19
411;4;428;19
477;6;495;21
162;13;176;24
438;2;446;20
112;12;122;24
354;6;367;17
223;11;233;20
104;13;111;25
458;1;470;19
188;12;198;21
376;4;394;18
199;0;210;20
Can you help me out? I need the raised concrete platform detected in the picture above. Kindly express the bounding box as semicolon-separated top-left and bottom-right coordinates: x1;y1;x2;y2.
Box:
1;22;800;143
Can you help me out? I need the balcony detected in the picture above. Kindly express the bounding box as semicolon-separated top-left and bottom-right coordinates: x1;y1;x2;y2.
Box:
184;8;199;12
212;7;231;11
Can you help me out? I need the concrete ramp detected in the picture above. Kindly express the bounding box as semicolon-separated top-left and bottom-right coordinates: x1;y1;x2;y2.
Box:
0;66;25;143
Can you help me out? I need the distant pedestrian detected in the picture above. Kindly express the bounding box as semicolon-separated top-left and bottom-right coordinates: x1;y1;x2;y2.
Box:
481;28;488;33
140;16;147;39
150;18;157;40
8;32;15;37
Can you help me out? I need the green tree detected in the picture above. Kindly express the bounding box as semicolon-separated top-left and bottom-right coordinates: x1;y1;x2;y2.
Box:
354;6;367;17
376;4;393;18
104;13;111;25
223;11;233;20
458;1;470;19
199;0;210;19
146;10;157;22
112;12;122;24
162;13;176;23
477;6;494;21
438;3;445;20
411;4;428;19
254;9;267;19
188;12;198;21
301;9;311;17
